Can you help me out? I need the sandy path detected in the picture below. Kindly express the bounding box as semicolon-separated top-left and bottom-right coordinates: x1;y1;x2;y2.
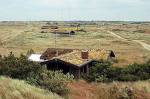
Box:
107;31;150;51
107;31;127;41
133;40;150;51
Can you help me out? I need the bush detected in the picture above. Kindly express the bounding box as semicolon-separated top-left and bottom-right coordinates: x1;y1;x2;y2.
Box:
0;52;43;79
27;70;74;95
88;60;150;82
117;74;139;81
87;61;111;82
0;52;74;95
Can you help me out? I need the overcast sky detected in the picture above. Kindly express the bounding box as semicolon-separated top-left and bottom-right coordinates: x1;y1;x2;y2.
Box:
0;0;150;21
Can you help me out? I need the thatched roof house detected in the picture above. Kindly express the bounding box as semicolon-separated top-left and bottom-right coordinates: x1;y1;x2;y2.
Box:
40;48;115;79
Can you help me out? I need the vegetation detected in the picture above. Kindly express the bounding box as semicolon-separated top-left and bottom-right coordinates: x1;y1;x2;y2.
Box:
88;60;150;82
68;79;150;99
0;52;73;95
95;81;150;99
0;23;150;66
0;51;150;98
0;52;43;80
27;70;74;95
133;30;145;33
0;76;62;99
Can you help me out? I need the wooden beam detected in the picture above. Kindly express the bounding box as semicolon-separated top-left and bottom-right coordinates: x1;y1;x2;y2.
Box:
78;69;81;79
86;65;89;76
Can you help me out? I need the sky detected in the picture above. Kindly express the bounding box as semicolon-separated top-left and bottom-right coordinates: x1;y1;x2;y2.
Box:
0;0;150;21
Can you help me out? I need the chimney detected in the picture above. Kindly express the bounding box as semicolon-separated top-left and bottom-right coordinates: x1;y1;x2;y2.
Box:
81;50;89;60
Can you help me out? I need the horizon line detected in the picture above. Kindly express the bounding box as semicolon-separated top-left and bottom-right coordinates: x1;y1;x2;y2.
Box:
0;20;150;22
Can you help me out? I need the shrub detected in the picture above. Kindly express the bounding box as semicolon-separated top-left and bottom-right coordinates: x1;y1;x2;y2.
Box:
0;52;74;95
107;67;122;81
87;61;111;82
27;70;74;95
117;74;139;81
88;60;150;82
0;52;43;79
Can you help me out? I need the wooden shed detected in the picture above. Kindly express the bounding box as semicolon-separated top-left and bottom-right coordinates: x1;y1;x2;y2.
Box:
50;30;76;35
40;49;115;79
41;25;58;29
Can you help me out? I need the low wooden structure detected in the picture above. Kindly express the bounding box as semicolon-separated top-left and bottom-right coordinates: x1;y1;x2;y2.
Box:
41;25;76;35
40;48;115;79
51;31;75;35
42;59;92;79
41;25;58;29
41;30;76;35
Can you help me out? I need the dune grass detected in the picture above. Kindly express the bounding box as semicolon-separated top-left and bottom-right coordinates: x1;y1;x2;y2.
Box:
0;76;62;99
95;81;150;99
68;80;150;99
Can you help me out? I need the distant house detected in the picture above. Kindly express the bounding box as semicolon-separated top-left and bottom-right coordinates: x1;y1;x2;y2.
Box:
41;25;58;29
41;29;76;35
29;48;115;79
40;25;76;35
46;30;76;35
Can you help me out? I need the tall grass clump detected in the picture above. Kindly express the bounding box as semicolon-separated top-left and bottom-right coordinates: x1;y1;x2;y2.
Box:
0;76;62;99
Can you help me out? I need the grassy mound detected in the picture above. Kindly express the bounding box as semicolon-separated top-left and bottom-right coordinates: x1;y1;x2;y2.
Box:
68;80;150;99
0;76;62;99
96;81;150;99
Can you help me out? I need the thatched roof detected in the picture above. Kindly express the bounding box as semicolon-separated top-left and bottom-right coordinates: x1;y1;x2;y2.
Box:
41;49;115;67
54;49;115;67
40;48;73;60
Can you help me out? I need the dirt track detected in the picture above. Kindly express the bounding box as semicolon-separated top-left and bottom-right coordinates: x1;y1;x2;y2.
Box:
107;31;127;41
107;31;150;51
133;40;150;51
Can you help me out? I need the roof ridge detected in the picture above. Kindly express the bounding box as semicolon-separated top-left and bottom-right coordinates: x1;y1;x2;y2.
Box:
54;50;79;59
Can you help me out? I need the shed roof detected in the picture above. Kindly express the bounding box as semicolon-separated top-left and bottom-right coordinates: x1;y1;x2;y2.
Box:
52;49;114;67
40;48;73;60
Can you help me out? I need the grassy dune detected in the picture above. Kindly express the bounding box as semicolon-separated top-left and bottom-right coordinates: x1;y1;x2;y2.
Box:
0;76;62;99
68;80;150;99
96;81;150;99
